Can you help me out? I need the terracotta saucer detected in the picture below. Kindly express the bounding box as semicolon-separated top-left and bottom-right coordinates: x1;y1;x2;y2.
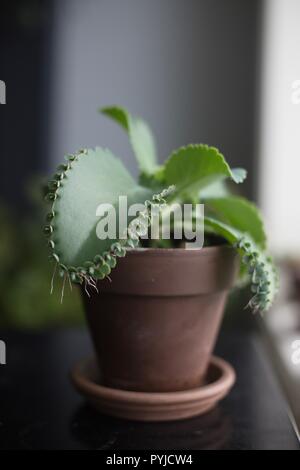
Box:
70;355;235;422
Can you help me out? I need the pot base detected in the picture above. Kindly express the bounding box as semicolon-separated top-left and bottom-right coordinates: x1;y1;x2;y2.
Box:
70;356;235;422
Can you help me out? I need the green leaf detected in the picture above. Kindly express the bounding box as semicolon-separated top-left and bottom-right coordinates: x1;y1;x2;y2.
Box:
205;196;266;249
101;106;129;131
101;106;158;174
199;180;230;199
231;168;247;183
163;144;247;199
204;216;278;313
48;147;151;267
139;169;164;190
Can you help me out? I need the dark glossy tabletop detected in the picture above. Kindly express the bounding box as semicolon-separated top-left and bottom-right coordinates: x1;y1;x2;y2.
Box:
0;327;299;450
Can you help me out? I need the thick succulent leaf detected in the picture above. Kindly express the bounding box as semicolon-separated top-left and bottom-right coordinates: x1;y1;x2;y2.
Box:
199;180;230;199
101;106;158;174
139;169;165;191
163;145;246;199
204;216;278;313
205;196;266;249
101;106;129;130
49;147;151;267
231;168;247;183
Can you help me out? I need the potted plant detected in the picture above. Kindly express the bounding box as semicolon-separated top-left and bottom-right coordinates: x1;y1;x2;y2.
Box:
43;106;278;421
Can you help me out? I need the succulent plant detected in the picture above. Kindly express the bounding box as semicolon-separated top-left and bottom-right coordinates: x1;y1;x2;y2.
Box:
44;106;278;312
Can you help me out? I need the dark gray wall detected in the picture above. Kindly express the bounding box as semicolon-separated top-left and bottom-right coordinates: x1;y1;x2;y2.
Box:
0;0;259;209
49;0;259;196
0;1;52;210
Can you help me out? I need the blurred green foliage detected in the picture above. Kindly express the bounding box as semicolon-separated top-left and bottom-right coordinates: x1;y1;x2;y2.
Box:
0;189;84;329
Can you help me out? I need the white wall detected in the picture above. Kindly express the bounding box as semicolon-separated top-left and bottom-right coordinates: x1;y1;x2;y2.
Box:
259;0;300;254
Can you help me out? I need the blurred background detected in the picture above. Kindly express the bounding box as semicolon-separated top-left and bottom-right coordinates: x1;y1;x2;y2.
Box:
0;0;262;328
0;0;300;424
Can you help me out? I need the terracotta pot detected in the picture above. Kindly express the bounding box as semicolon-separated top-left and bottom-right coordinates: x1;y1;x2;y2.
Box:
82;246;238;393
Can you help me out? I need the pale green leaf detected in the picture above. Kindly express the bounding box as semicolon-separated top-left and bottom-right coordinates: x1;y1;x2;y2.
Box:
231;168;247;183
204;216;278;312
51;147;151;266
199;180;230;199
101;106;158;173
205;196;266;249
163;145;247;199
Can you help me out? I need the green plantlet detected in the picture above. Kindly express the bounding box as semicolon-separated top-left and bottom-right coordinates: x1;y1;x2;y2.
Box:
44;106;278;312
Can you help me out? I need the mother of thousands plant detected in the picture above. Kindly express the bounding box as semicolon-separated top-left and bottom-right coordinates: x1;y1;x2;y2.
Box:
44;106;278;312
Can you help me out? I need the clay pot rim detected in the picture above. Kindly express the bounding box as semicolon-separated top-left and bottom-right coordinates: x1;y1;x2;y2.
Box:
89;243;238;295
71;356;235;405
125;245;235;257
